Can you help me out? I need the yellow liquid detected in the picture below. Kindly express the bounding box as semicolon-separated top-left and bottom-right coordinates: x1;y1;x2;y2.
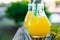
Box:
24;11;50;38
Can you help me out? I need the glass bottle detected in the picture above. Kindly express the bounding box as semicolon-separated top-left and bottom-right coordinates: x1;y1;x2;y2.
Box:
24;0;50;39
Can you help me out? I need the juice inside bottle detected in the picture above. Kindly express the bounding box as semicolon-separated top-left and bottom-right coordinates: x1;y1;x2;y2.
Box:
24;0;50;38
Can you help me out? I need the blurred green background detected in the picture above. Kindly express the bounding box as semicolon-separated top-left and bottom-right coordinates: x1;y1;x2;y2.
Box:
0;1;28;40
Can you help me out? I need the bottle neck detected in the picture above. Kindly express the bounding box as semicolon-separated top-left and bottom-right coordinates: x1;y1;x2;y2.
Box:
38;4;44;13
32;2;44;16
28;3;32;11
28;1;45;16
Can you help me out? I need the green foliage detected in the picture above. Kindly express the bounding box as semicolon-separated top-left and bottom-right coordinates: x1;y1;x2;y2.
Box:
5;2;28;23
51;24;58;33
51;24;60;40
55;35;60;40
51;25;58;40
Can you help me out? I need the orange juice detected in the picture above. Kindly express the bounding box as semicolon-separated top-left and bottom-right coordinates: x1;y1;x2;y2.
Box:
24;11;50;38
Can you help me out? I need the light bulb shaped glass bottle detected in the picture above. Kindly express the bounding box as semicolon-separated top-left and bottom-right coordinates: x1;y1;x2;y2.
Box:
24;0;50;38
